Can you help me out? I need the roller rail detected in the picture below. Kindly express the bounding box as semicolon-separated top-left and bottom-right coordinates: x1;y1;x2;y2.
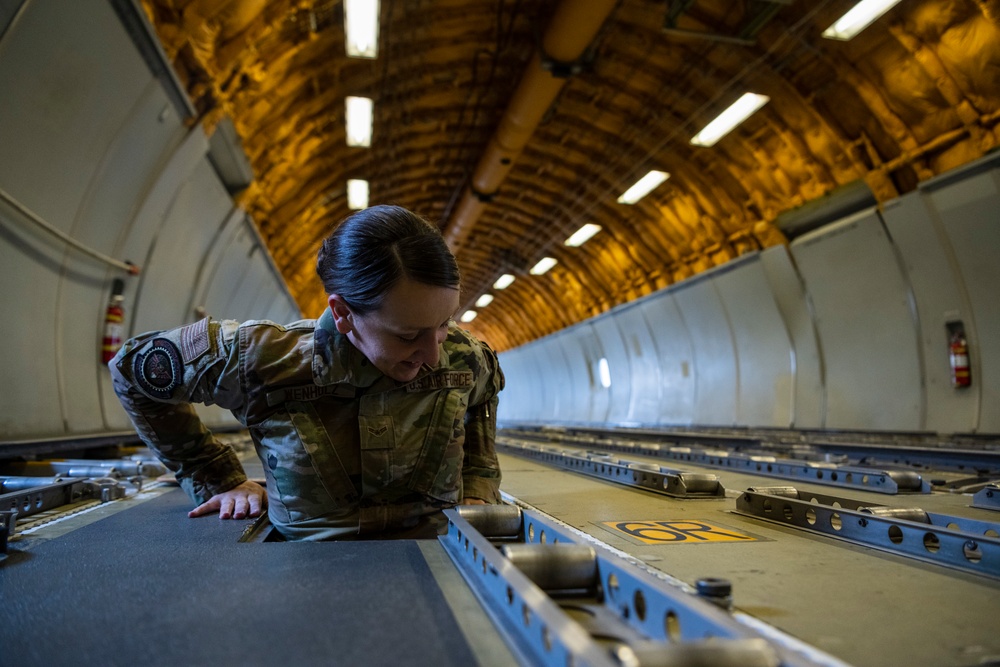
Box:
503;425;1000;477
441;500;848;667
496;436;725;499
502;430;930;495
735;486;1000;580
0;476;128;551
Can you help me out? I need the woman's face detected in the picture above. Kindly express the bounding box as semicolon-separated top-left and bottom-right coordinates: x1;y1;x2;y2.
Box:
329;277;460;382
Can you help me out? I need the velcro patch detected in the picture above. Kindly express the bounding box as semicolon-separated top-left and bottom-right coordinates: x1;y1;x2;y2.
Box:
360;415;394;450
179;317;210;362
133;338;182;399
405;371;474;392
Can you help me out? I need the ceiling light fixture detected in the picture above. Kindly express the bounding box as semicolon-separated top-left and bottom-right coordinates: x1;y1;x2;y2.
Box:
690;93;770;147
822;0;903;41
530;257;557;275
493;274;515;290
347;179;369;210
475;294;494;308
344;0;380;58
617;171;669;205
565;223;602;247
345;96;373;147
460;310;478;323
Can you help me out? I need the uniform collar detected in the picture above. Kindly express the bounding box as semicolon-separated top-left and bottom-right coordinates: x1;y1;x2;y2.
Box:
312;308;450;388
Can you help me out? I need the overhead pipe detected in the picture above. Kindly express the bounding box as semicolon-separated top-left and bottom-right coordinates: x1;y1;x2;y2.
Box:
443;0;619;253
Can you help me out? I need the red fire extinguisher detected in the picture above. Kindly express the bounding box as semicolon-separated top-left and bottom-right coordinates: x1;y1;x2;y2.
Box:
102;279;125;364
949;330;971;388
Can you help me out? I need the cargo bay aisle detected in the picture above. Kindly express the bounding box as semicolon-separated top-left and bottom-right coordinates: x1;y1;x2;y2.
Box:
496;452;1000;667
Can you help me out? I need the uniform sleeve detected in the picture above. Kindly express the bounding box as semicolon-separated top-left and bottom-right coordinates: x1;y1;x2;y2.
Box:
108;318;248;505
462;339;505;503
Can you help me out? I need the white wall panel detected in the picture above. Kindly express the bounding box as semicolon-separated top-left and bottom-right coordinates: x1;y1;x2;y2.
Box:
925;163;1000;432
60;81;185;435
638;293;695;425
0;0;176;438
553;326;608;423
502;346;533;422
527;343;562;421
99;128;209;431
714;257;795;428
613;304;662;425
132;160;233;333
591;315;632;425
882;191;978;433
758;246;825;429
791;210;923;431
0;0;307;442
0;0;151;232
200;213;257;322
0;194;64;436
673;279;738;426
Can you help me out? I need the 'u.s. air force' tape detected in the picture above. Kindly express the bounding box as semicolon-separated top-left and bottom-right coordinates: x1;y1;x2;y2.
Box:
133;338;182;399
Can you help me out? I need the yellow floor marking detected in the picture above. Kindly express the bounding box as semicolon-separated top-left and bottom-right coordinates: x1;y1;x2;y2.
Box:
603;520;758;544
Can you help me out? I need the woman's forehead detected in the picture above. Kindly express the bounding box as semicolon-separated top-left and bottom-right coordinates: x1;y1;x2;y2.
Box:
375;278;459;329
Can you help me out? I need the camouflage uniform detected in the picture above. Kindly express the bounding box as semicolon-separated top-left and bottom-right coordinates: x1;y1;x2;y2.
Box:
109;309;504;540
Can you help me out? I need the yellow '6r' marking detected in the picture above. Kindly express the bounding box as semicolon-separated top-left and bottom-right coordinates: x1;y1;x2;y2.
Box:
604;520;757;544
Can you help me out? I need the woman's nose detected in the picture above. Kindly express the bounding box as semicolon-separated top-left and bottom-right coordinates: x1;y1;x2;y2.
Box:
417;333;441;366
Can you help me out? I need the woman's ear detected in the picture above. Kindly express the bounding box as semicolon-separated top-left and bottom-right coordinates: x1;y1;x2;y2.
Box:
327;294;355;334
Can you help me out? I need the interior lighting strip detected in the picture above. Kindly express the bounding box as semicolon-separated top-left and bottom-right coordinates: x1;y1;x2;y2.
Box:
736;486;1000;580
441;501;839;667
496;437;725;499
506;431;930;495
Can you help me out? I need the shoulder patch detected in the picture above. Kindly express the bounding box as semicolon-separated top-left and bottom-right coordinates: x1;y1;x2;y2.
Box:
405;371;474;392
133;338;182;399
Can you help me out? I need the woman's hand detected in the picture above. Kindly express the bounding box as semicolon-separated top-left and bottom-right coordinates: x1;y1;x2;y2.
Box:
461;496;488;505
189;480;268;520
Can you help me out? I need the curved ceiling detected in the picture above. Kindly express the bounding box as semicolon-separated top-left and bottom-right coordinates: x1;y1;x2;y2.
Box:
142;0;1000;351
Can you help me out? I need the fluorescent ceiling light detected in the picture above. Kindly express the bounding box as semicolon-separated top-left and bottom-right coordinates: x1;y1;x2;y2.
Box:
565;223;602;247
822;0;902;41
344;0;380;58
347;179;369;210
690;93;770;147
345;96;373;147
617;171;669;205
493;274;515;290
530;257;557;275
598;358;612;389
475;294;494;308
460;310;477;323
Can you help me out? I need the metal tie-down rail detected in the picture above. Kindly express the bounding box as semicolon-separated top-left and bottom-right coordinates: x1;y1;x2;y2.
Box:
972;483;1000;512
735;486;1000;580
496;437;725;499
505;430;931;495
0;476;128;552
441;498;849;667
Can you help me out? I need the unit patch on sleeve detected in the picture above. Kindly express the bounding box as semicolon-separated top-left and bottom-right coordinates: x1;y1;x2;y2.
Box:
133;338;183;399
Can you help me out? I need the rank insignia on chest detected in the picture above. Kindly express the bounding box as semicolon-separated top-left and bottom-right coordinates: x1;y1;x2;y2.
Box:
360;415;395;450
133;338;182;399
405;371;474;392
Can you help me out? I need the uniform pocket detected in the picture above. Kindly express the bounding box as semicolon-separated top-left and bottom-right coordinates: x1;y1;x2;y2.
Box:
255;402;357;523
408;390;467;502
